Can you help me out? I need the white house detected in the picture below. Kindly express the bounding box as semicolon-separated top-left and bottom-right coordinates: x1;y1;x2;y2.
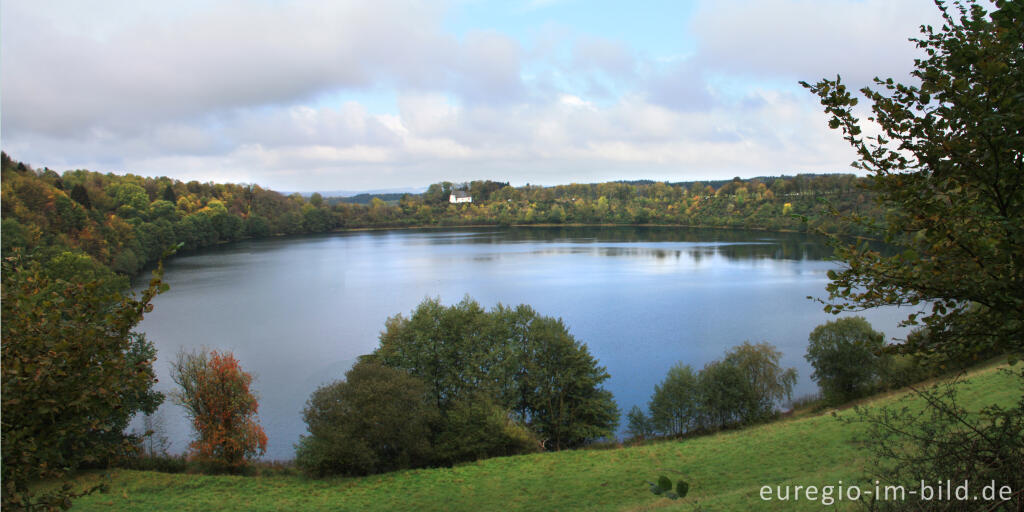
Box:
449;190;472;204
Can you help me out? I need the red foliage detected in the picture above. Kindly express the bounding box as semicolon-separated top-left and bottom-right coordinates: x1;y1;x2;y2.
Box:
187;351;267;468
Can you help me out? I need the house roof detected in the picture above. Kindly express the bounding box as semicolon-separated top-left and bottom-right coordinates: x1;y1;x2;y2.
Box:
451;190;471;198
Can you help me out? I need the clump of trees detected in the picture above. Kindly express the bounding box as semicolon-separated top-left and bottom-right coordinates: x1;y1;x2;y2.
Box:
805;316;887;404
375;297;619;452
1;253;165;509
296;297;618;477
171;349;268;472
628;342;796;439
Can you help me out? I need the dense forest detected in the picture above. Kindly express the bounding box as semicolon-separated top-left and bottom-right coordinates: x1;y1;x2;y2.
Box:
1;151;882;280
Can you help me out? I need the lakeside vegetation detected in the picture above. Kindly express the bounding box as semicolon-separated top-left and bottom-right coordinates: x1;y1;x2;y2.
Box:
40;363;1021;511
3;0;1022;509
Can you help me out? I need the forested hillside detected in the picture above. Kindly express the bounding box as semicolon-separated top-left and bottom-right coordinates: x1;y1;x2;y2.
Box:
1;152;881;279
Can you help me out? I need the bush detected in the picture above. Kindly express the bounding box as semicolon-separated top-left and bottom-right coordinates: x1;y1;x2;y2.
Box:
847;368;1024;511
121;453;189;474
432;394;541;466
295;360;436;477
785;392;825;413
171;349;267;472
805;316;887;404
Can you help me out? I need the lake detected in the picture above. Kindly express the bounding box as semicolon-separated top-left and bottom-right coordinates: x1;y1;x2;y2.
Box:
133;226;913;460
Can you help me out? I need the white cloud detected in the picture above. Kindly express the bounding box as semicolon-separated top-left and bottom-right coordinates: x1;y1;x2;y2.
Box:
1;0;947;190
689;0;944;86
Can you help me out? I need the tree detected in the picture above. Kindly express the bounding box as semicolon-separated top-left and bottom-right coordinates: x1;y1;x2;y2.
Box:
161;184;177;203
295;360;436;477
625;405;655;441
1;253;166;510
648;363;700;436
805;316;887;404
721;341;797;422
171;349;267;470
801;0;1024;362
111;183;150;212
804;3;1024;507
70;183;92;209
697;359;751;430
694;342;797;430
517;314;619;449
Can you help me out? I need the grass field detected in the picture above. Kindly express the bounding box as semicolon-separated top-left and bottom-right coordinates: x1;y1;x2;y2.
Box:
59;364;1019;511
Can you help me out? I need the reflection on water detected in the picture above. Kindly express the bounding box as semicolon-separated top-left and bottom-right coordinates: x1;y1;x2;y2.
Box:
375;226;835;261
135;226;912;460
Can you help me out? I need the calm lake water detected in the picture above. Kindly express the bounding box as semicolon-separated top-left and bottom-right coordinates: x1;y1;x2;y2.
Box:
133;226;913;460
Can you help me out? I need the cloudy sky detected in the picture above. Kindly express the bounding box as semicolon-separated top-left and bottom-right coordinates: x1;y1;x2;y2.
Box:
1;0;942;192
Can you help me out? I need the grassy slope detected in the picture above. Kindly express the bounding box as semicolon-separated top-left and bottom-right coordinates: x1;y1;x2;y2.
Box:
64;364;1018;511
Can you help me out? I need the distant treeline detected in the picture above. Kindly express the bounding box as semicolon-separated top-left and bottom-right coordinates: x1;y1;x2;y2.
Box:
330;192;409;205
1;152;881;279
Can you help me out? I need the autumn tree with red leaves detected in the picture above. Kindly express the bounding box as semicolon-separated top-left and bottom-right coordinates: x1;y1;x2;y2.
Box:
171;349;267;470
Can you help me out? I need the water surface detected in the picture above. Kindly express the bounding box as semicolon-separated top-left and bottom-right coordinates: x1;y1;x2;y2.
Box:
135;226;912;459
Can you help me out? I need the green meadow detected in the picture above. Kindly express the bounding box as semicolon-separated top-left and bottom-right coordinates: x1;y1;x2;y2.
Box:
58;363;1018;511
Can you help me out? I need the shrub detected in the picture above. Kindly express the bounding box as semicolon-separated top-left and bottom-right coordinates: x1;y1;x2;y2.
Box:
805;316;886;404
171;349;267;471
295;360;436;477
847;368;1024;511
432;394;541;466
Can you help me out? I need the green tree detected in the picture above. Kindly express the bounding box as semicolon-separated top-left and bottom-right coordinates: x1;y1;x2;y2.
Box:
625;405;655;441
160;184;177;203
722;341;797;422
111;183;150;212
1;253;166;510
517;314;619;449
648;363;700;436
804;4;1024;508
805;316;887;404
697;359;750;430
801;0;1024;362
376;297;492;412
694;342;796;430
295;360;436;477
70;183;93;209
